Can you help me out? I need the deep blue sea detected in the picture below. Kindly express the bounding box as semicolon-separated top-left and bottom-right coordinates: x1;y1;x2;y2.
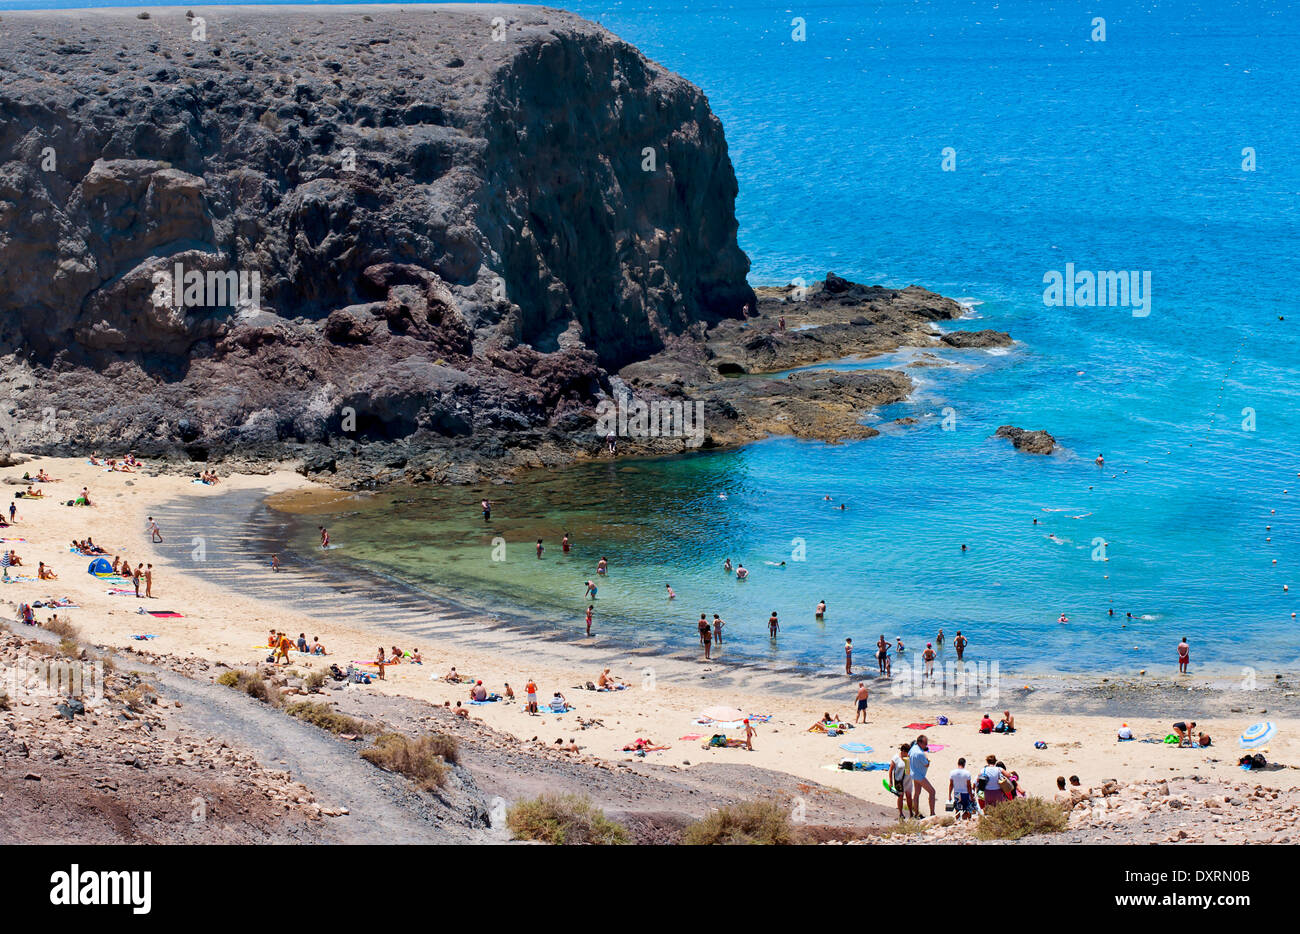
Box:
14;1;1300;674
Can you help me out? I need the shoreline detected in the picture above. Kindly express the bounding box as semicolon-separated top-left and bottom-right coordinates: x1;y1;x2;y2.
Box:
4;455;1298;821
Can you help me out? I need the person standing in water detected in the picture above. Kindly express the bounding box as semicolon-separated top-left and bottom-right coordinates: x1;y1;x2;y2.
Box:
816;600;826;619
481;499;492;521
954;630;968;661
535;538;544;558
702;622;713;659
271;553;280;573
712;614;724;645
768;612;779;640
1177;636;1190;674
844;638;853;675
1096;454;1105;467
723;557;733;573
561;533;570;553
596;556;607;576
736;564;748;580
936;628;945;647
585;605;594;637
922;642;936;679
319;526;329;549
876;635;889;675
697;614;709;645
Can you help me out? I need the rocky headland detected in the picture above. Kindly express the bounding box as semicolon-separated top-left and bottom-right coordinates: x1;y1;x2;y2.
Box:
0;6;992;487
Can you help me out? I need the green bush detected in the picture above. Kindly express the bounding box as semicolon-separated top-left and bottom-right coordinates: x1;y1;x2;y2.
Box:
681;799;800;845
506;794;629;845
974;796;1069;841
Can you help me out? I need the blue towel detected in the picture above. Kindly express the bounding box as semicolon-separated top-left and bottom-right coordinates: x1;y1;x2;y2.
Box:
839;743;874;753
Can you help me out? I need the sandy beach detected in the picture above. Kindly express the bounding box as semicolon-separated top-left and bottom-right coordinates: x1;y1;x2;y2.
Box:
5;454;1298;832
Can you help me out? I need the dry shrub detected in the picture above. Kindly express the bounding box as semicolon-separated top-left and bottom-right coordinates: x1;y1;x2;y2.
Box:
303;670;328;692
43;617;78;641
682;799;801;845
216;668;278;706
974;796;1068;841
286;701;370;735
506;794;629;845
360;732;455;791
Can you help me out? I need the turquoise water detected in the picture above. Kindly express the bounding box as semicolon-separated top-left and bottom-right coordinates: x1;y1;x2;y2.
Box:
17;0;1300;672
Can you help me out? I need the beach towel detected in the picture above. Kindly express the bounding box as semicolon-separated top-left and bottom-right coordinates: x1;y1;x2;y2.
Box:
0;538;27;543
131;634;157;640
927;744;946;752
746;714;773;723
839;742;874;754
144;611;183;618
904;722;934;730
2;575;37;583
679;733;703;741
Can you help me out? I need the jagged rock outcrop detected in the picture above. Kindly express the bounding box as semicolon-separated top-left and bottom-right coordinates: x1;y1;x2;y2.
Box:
940;329;1012;349
0;6;752;476
995;425;1056;455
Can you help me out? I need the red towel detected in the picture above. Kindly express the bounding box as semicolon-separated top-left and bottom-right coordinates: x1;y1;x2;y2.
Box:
904;722;934;730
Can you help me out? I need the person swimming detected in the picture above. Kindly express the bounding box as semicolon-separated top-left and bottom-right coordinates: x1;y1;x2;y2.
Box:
735;564;748;580
816;600;826;618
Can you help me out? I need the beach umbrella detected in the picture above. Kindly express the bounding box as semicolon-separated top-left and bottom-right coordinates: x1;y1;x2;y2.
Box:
699;705;745;722
1239;721;1276;748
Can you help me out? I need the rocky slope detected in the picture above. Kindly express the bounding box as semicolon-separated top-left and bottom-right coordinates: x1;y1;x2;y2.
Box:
0;6;752;475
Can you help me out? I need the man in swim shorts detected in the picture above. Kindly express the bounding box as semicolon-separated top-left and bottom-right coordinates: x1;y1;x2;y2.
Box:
890;743;913;819
1177;636;1190;673
854;682;869;723
844;638;853;675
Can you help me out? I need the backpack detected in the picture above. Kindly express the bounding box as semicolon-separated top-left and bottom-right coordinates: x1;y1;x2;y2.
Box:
1251;753;1267;770
708;734;728;747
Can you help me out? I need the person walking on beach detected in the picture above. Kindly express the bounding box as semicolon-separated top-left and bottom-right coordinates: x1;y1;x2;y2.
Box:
743;718;755;750
844;638;853;675
890;743;913;819
954;630;967;661
768;611;779;640
712;614;724;644
908;735;936;817
876;635;889;674
854;682;869;723
585;605;594;637
147;516;162;543
949;757;974;821
1177;636;1190;674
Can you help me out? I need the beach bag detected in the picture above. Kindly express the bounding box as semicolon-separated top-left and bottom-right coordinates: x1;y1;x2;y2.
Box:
997;775;1015;797
585;681;596;691
937;716;949;725
1251;753;1266;770
708;734;728;747
839;758;856;771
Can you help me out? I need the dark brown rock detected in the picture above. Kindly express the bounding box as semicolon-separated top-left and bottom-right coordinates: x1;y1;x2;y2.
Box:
995;425;1057;455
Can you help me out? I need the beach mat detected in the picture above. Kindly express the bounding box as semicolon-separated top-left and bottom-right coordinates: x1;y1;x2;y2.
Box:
145;611;183;618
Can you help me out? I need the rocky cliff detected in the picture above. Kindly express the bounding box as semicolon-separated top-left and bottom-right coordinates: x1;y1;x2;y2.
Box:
0;5;753;478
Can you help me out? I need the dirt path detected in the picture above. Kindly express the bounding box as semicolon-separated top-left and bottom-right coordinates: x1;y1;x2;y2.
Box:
135;663;490;844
